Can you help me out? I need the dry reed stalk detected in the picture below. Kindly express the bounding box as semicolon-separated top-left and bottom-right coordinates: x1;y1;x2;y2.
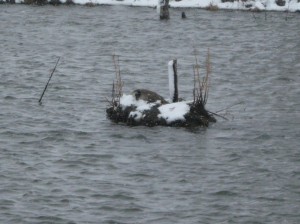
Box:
192;48;211;106
193;52;202;103
203;48;211;105
193;66;196;102
109;54;124;108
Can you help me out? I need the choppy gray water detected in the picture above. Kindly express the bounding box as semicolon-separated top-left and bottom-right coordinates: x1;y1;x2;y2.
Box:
1;5;300;224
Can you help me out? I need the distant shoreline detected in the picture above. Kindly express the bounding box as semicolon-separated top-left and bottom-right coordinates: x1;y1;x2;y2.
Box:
1;0;300;13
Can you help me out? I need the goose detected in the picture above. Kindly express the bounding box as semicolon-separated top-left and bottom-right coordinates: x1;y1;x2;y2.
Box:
132;59;179;104
132;89;167;104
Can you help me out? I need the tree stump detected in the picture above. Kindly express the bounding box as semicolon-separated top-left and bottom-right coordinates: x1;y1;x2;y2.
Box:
158;0;170;20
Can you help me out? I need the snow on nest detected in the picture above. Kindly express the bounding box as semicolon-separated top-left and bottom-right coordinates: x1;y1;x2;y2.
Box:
120;94;156;110
119;94;190;124
158;101;190;123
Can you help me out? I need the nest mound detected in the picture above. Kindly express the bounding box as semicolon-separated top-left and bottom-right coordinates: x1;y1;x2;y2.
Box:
107;52;217;128
106;94;216;127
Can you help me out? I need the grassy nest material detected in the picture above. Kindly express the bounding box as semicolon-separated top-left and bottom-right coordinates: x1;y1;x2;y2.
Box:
106;51;217;128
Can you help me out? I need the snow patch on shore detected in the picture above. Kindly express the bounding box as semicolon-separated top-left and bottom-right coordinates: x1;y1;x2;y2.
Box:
13;0;300;12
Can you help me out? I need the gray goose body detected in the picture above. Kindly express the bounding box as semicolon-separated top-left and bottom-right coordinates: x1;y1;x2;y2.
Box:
132;89;167;104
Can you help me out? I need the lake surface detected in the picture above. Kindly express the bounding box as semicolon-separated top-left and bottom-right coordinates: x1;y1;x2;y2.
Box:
0;4;300;224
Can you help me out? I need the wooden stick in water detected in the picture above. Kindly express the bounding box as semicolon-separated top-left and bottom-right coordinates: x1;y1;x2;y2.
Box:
38;57;60;104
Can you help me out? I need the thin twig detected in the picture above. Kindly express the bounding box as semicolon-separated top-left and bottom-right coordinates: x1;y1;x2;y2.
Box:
207;110;229;121
215;101;244;113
